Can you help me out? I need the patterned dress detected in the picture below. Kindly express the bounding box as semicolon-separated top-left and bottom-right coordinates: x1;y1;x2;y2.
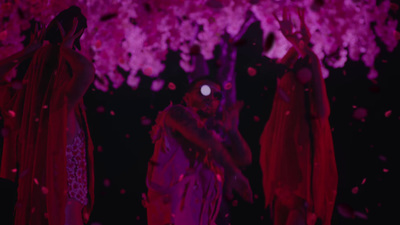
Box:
66;128;88;205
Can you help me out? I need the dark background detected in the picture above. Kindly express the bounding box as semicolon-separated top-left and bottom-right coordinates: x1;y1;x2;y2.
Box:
1;20;399;224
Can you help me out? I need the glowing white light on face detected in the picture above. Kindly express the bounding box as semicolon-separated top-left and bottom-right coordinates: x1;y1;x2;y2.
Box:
200;84;211;96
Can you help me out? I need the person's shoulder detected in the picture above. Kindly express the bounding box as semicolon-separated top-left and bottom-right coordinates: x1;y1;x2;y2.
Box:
163;104;196;123
164;104;188;115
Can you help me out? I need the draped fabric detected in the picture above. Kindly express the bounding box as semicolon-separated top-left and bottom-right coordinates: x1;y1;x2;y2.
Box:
259;71;338;225
0;44;94;225
0;81;20;182
146;105;223;225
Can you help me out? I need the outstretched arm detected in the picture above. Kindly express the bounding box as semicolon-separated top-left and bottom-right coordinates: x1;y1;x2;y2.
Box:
57;18;94;111
305;47;330;119
221;101;252;166
165;105;253;203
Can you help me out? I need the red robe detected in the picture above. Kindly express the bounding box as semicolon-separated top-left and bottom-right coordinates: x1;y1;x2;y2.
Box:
259;71;338;225
0;44;95;225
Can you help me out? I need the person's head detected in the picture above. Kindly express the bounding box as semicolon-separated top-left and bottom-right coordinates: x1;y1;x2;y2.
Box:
183;76;223;118
44;6;87;50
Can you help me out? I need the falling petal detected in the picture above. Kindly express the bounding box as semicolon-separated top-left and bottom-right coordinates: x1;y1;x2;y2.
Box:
352;107;368;120
168;82;176;90
96;106;105;113
361;178;366;185
378;155;387;162
224;82;232;90
216;174;223;182
354;211;368;220
141;116;152;126
7;110;16;118
337;203;355;219
384;110;392;117
351;186;359;194
247;67;257;76
178;174;184;182
253;116;260;122
41;186;48;194
104;179;111;187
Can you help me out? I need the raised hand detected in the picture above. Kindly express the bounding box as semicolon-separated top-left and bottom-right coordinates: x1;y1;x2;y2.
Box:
57;17;84;49
273;7;295;38
224;169;253;203
25;22;46;53
274;7;306;56
298;7;311;45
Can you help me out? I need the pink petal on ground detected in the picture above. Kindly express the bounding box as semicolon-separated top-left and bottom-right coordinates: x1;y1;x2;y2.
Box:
383;168;389;173
110;110;115;116
34;178;39;185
